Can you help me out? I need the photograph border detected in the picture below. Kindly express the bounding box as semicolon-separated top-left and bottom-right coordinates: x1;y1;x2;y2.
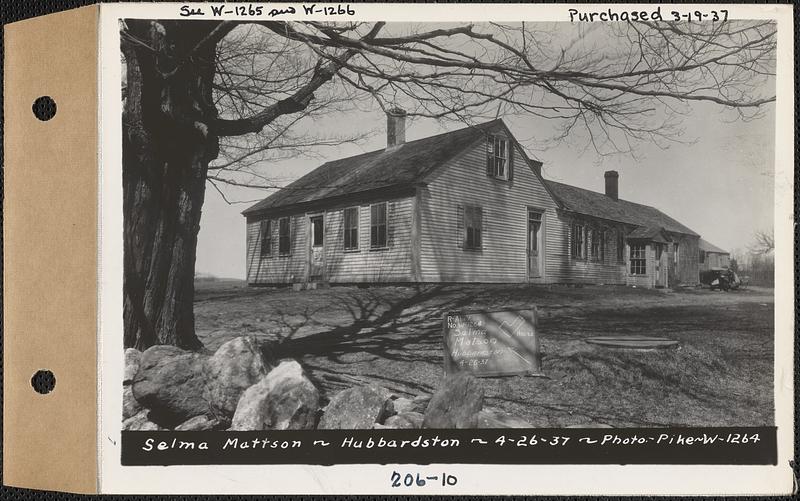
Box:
98;2;795;495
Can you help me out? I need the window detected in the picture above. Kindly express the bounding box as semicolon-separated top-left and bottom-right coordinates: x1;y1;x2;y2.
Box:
278;217;291;255
310;216;324;247
630;244;647;275
617;230;625;263
464;205;483;250
570;223;585;259
487;135;511;180
590;228;604;260
600;230;606;260
259;220;272;256
674;242;680;265
343;207;359;250
370;202;387;248
699;249;705;264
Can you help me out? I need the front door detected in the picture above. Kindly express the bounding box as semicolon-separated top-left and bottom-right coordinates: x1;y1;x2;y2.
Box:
527;211;542;278
308;214;325;281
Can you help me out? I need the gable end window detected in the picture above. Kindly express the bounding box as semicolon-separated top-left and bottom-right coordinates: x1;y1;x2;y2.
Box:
630;244;647;275
370;202;388;248
570;223;586;259
486;135;513;180
278;217;291;255
259;220;272;256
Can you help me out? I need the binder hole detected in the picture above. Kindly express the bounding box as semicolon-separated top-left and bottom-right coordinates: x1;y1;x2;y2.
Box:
31;370;56;394
32;96;57;121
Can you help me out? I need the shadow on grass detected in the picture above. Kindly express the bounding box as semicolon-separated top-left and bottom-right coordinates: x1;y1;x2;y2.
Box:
193;283;775;427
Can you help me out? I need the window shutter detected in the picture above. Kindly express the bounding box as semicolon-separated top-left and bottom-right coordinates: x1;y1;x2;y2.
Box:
340;209;345;250
456;204;464;248
479;206;485;249
289;217;296;254
508;142;514;181
486;136;493;177
387;202;396;247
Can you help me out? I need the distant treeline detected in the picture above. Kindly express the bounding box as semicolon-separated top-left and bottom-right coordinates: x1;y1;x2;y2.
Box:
738;254;774;287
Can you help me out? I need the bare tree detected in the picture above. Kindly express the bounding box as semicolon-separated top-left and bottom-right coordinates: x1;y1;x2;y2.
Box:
750;229;775;255
120;20;776;350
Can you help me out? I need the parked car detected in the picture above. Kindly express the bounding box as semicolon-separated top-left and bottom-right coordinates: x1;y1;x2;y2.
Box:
700;268;741;291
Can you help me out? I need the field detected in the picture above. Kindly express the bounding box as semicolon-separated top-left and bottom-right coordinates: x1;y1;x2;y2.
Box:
194;278;775;428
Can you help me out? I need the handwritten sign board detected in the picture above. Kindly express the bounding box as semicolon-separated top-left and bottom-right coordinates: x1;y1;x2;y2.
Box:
443;308;542;377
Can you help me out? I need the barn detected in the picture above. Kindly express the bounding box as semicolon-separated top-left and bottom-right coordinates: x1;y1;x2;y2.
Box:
242;112;702;288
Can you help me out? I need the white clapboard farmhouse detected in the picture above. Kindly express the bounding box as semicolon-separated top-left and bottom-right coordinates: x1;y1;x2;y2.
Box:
243;110;721;288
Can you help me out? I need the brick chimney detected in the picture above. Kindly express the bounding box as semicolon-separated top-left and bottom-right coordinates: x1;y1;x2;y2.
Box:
386;107;406;149
604;170;619;200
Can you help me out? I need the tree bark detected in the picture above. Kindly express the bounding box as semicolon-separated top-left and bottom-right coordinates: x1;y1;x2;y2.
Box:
120;20;352;350
122;20;222;350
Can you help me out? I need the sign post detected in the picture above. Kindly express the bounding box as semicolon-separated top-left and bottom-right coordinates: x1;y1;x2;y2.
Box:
443;308;542;377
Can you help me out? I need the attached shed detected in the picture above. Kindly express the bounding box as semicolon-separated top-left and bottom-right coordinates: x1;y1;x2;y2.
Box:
698;239;731;271
544;176;701;288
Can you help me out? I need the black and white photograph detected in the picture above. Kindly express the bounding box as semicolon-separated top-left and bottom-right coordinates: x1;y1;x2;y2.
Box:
118;10;780;452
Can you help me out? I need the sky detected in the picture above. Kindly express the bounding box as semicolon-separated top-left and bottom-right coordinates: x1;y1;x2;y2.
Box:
193;23;777;280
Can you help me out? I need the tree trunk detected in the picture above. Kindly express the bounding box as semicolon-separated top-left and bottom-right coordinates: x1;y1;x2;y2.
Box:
122;20;222;350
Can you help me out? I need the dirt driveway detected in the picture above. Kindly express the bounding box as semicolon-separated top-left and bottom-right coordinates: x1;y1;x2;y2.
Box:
195;281;775;428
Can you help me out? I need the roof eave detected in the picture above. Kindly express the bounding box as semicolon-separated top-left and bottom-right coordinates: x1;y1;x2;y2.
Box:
242;183;419;219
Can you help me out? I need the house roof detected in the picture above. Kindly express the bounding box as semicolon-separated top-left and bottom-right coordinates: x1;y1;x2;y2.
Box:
544;180;699;237
242;119;538;216
699;238;729;254
627;226;671;242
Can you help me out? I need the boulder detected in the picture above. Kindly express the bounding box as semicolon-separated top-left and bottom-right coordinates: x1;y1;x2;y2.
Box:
423;373;483;429
478;408;532;428
411;394;431;413
391;397;417;414
230;360;319;431
204;336;275;417
123;348;142;385
318;385;393;429
175;415;224;431
122;385;143;420
131;345;210;426
383;412;425;429
122;410;163;431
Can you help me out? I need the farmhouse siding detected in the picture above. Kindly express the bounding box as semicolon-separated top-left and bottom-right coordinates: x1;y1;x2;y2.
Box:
246;214;306;284
246;197;415;284
548;213;628;284
417;139;558;283
323;198;415;283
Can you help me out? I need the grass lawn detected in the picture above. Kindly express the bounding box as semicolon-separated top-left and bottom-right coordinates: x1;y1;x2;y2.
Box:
194;279;774;428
